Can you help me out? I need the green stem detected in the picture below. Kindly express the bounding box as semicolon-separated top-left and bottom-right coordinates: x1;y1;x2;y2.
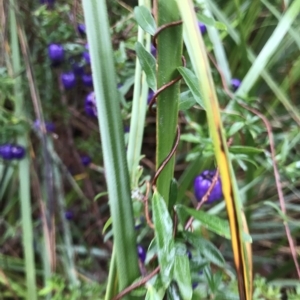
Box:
82;1;140;298
127;0;150;187
156;0;182;206
9;1;37;299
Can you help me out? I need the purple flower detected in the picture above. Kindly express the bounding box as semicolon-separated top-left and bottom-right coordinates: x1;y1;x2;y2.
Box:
194;170;222;203
147;89;155;104
137;245;146;263
198;21;207;34
77;24;86;36
0;144;25;160
231;78;241;91
65;211;74;220
48;43;64;65
61;72;76;89
80;155;92;166
150;44;157;57
34;120;55;133
85;92;97;118
82;74;93;87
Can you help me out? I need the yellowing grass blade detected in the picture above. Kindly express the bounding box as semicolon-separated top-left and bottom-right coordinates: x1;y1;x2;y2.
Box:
175;1;252;299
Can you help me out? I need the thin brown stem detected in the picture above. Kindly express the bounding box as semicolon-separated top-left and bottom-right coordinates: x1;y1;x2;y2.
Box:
111;266;160;300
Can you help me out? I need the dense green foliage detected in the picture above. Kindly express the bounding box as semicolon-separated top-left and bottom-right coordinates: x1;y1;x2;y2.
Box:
1;0;300;299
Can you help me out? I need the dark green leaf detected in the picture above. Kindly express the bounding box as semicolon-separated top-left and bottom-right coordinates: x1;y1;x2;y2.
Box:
169;178;178;212
152;190;175;288
173;256;192;300
134;6;157;35
183;232;225;267
177;67;205;109
176;205;230;238
176;205;252;242
136;42;156;91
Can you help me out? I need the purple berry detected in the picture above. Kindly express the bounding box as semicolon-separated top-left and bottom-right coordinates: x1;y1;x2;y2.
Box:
231;78;241;91
137;245;146;263
80;155;92;167
34;120;55;133
150;44;156;57
61;72;76;89
85;92;97;118
72;63;85;76
77;24;86;36
40;0;55;6
198;21;207;34
11;145;26;159
194;170;222;203
65;211;74;220
83;44;90;64
124;125;130;133
147;89;154;104
48;44;64;65
187;250;192;260
82;74;93;87
0;144;25;160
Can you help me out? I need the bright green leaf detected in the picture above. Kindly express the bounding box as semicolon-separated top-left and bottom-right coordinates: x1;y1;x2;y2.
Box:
229;145;264;154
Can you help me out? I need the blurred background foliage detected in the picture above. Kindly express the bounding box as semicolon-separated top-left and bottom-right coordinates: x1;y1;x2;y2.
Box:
0;0;300;299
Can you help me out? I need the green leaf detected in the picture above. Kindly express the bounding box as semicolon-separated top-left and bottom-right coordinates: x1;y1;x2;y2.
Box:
229;145;264;154
173;256;192;300
169;178;178;212
228;122;244;136
183;232;225;268
152;190;175;288
135;41;156;91
102;217;112;234
134;6;157;35
214;21;227;31
177;67;205;109
176;205;252;243
179;97;196;110
176;204;230;238
180;133;200;143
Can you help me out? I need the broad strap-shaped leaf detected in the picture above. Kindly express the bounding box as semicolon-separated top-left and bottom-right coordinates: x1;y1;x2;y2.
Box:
175;1;253;299
135;41;156;91
152;189;175;288
134;6;157;36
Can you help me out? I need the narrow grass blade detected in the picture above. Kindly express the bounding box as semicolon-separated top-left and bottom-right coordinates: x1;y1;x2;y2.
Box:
236;0;300;97
175;1;252;299
82;0;140;297
9;1;37;299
